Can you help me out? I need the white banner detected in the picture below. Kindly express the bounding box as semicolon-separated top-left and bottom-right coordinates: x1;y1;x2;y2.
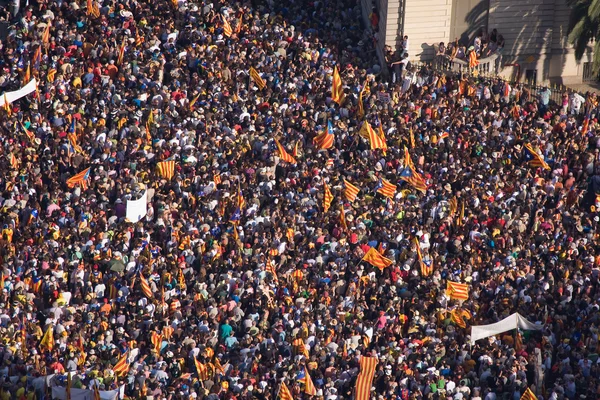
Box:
51;387;121;400
126;190;148;223
0;78;38;106
470;313;543;345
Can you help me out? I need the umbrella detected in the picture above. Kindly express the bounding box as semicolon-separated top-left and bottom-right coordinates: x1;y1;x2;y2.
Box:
109;259;125;272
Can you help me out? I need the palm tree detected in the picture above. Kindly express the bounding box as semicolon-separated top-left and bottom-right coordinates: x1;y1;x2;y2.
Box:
567;0;600;74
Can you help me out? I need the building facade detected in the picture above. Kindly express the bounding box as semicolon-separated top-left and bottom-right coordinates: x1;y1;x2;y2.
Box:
362;0;594;85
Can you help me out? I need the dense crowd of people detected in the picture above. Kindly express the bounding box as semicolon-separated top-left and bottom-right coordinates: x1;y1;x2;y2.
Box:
0;0;600;399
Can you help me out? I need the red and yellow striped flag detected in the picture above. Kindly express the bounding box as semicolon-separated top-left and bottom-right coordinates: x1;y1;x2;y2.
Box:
520;387;537;400
339;204;348;231
151;331;162;353
343;179;360;202
113;352;130;376
275;139;297;164
90;1;100;17
189;92;200;110
446;281;469;301
41;23;51;43
157;160;175;180
86;0;93;15
331;65;345;105
23;64;30;86
214;174;222;186
303;366;317;395
194;357;210;380
361;247;393;271
450;308;472;329
139;273;153;298
323;181;333;213
313;121;334;150
376;178;396;199
278;382;294;400
357;81;370;119
3;94;10;116
117;38;126;66
47;68;57;82
249;67;266;90
66;167;91;190
355;356;378;400
9;154;18;169
222;15;233;37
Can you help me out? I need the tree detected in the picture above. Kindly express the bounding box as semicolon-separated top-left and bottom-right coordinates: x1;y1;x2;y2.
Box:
567;0;600;74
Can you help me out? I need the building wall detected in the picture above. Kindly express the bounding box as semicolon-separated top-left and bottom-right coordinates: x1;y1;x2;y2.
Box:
403;0;452;60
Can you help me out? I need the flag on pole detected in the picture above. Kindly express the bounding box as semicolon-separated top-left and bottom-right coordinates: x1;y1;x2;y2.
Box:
399;148;427;193
361;247;393;271
342;179;360;202
113;352;130;376
278;382;294;400
357;81;370;119
375;178;396;199
139;273;153;298
275;139;297;163
355;356;378;400
446;281;469;301
522;143;550;170
339;204;348;231
9;154;18;169
323;181;333;212
3;94;10;116
42;23;51;43
117;38;126;65
331;65;345;105
313;120;335;150
157;160;175;180
66;372;72;400
249;67;266;90
297;366;317;395
520;388;538;400
66;167;91;190
222;15;233;37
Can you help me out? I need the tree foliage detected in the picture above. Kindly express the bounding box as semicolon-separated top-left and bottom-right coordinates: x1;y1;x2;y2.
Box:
567;0;600;74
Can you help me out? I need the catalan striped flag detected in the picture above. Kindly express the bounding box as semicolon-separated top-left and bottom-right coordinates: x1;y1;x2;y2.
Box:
278;382;294;400
331;65;345;105
145;110;154;141
113;352;130;376
139;272;153;298
87;0;93;15
355;356;378;400
522;143;550;170
297;366;317;395
68;132;83;154
375;178;396;199
409;127;415;148
41;23;51;43
117;38;126;66
275;139;297;164
362;247;393;271
23;64;30;86
313;120;335;150
446;281;469;301
9;154;18;169
151;331;162;353
237;186;246;209
135;35;144;47
266;259;278;285
520;387;537;400
214;174;222;186
357;80;370;119
235;13;243;33
93;384;101;400
90;1;100;17
189;92;200;110
339;204;348;231
450;308;472;329
323;181;333;212
32;46;42;70
222;15;233;37
3;94;10;116
249;67;266;90
399;148;427;193
157;160;175;180
343;179;360;202
66;167;91;190
515;330;523;352
414;238;433;277
229;207;241;224
47;68;57;83
195;357;210;380
582;115;590;135
375;118;388;154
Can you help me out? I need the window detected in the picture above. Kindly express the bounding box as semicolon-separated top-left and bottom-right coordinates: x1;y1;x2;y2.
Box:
525;69;537;85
